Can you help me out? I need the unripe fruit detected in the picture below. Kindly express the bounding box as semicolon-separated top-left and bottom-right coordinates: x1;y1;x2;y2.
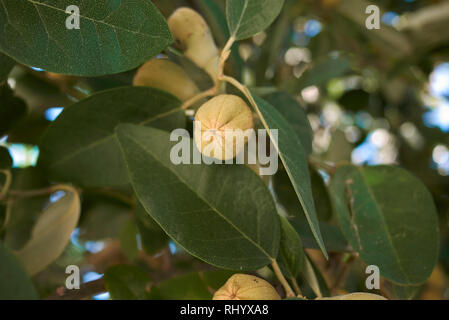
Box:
320;292;387;300
133;58;199;101
194;95;254;160
213;274;281;300
168;7;219;82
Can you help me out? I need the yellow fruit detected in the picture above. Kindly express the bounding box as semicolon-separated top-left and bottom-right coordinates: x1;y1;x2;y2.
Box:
168;7;219;82
213;274;281;300
133;58;199;101
320;292;387;300
194;95;254;160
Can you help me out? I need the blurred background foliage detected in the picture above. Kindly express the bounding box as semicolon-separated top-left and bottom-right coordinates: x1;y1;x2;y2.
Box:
1;0;448;299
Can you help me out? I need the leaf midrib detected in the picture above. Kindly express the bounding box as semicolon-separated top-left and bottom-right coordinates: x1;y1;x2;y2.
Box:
229;0;249;37
25;0;163;38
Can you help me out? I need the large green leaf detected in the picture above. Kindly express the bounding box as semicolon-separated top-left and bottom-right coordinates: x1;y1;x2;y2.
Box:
226;0;285;40
251;93;327;259
39;87;185;188
104;265;152;300
149;270;235;300
116;124;280;270
330;165;439;285
0;242;38;300
16;187;81;275
0;0;172;76
0;53;15;82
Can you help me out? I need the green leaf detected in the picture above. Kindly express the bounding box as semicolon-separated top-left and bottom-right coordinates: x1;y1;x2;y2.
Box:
116;124;280;270
251;93;327;259
0;0;172;76
149;270;234;300
330;165;440;285
290;56;351;91
289;218;351;253
0;241;38;300
0;84;27;137
39;87;185;188
0;53;15;82
16;187;81;275
119;219;139;261
78;197;130;241
278;216;305;279
226;0;285;40
0;146;12;169
264;91;313;155
104;265;152;300
135;201;168;255
390;282;422;300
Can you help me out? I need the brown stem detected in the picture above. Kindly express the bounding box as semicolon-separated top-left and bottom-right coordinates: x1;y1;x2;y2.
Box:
7;184;80;200
308;157;337;175
291;277;303;297
45;278;106;300
181;87;216;110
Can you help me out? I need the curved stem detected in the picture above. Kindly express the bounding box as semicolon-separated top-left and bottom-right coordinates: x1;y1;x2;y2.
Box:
271;259;295;298
308;157;337;175
218;36;235;78
7;184;80;200
0;169;12;199
180;36;236;111
181;87;216;110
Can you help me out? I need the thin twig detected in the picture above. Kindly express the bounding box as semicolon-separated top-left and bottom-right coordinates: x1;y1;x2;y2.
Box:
7;184;80;200
271;259;295;298
291;277;303;297
45;278;106;300
181;87;216;110
308;157;337;175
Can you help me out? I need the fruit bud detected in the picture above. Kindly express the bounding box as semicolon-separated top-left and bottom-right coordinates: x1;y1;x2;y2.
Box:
194;95;254;160
213;274;281;300
320;292;387;300
133;58;199;101
168;7;219;82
